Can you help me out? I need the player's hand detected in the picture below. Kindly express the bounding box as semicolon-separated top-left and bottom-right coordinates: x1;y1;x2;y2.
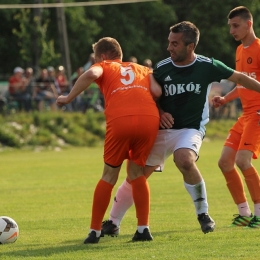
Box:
211;96;225;108
159;111;174;129
56;95;69;106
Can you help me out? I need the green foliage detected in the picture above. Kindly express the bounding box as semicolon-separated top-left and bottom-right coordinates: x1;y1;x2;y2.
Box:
2;0;260;74
205;119;235;139
0;110;105;148
0;125;21;147
12;9;32;63
1;0;260;75
0;109;236;149
97;1;176;64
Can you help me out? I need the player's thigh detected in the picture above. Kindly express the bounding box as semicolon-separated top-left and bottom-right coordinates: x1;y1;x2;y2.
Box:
239;115;260;159
224;118;243;151
104;116;159;167
104;118;131;167
146;129;182;170
174;129;204;161
129;115;160;166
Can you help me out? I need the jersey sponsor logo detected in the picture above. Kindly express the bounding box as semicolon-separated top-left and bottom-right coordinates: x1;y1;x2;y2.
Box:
164;75;172;81
164;82;201;96
241;71;256;79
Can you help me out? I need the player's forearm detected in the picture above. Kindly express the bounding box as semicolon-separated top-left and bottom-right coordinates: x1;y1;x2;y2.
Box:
223;87;239;103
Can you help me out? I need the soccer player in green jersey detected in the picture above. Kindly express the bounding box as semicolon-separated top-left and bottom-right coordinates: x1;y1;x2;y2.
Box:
101;21;260;236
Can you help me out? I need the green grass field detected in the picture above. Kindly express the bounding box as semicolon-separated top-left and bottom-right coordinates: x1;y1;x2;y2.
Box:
1;140;260;260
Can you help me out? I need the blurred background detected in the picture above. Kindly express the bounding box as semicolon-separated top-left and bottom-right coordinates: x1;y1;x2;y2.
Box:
0;0;258;116
1;0;260;79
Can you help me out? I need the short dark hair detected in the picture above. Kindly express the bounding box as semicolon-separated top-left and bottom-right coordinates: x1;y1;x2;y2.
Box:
228;6;252;21
92;37;123;60
170;21;200;49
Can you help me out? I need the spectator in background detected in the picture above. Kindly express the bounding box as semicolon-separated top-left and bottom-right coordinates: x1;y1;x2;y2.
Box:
71;67;84;86
79;81;104;113
128;56;138;63
47;66;59;92
72;66;104;113
143;59;153;69
24;67;35;111
56;66;70;94
8;67;31;112
34;68;57;111
56;66;72;111
71;66;84;111
83;53;95;71
70;53;95;83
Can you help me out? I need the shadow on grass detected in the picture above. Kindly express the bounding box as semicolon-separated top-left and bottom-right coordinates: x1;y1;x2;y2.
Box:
3;226;222;258
0;229;187;258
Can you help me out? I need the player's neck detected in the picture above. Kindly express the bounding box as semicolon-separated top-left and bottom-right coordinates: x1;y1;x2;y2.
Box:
241;32;257;47
174;53;196;66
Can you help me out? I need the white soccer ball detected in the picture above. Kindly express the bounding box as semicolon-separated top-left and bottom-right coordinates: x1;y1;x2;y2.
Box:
0;216;19;244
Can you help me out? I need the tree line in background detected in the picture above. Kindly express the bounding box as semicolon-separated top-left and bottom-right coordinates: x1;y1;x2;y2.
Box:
0;0;260;80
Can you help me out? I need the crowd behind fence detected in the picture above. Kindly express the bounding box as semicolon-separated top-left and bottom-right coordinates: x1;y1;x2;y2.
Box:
0;56;242;118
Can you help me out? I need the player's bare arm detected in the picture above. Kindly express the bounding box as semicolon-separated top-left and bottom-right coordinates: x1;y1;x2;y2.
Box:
56;66;103;106
212;87;239;108
149;74;162;100
228;70;260;93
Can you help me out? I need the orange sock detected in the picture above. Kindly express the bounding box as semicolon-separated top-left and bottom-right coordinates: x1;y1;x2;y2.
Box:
131;176;150;226
223;169;247;204
242;167;260;204
90;179;114;230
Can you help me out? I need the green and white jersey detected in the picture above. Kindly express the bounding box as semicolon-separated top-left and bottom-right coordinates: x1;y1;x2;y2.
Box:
153;55;234;134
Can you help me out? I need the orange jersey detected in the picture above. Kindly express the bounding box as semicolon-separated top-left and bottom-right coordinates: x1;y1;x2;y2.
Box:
236;38;260;115
93;60;159;122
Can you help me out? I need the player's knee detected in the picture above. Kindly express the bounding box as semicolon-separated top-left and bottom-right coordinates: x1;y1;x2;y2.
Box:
235;157;250;171
218;156;234;172
175;157;193;172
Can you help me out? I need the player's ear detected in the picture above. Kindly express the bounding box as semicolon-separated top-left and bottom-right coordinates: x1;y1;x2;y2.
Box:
101;54;107;61
247;20;252;29
188;42;195;51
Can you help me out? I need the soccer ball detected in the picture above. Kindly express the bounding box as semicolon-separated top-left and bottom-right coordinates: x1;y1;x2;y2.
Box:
0;216;19;244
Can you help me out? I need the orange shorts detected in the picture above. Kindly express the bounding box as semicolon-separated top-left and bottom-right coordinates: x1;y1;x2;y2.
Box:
104;115;159;167
224;113;260;159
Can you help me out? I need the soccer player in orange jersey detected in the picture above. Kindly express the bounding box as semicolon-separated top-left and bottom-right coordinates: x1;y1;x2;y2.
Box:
212;6;260;228
56;37;161;243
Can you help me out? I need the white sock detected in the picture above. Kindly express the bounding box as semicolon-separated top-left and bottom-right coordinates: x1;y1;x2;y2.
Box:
109;180;134;226
237;202;251;217
90;229;101;237
184;180;208;215
254;203;260;217
137;225;149;233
